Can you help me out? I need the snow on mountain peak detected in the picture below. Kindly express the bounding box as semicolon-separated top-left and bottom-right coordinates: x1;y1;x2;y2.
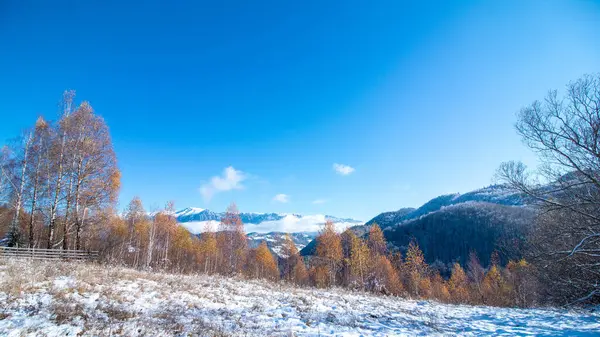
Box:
175;207;205;216
174;207;362;234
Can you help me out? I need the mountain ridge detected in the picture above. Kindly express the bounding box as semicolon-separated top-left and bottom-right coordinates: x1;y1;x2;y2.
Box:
300;184;533;268
172;207;363;234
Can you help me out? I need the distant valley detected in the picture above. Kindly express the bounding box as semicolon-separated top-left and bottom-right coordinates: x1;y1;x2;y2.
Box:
172;207;361;257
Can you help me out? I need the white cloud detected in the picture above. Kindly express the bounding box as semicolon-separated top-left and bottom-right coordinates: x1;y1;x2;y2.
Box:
249;215;354;233
199;166;246;202
273;194;290;203
176;220;221;234
333;163;355;176
178;215;361;234
312;199;328;204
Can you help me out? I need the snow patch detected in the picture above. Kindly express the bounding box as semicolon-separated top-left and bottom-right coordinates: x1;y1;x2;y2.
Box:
1;260;599;336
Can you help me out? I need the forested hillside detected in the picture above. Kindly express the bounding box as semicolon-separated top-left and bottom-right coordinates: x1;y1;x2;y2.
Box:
383;202;534;269
301;185;533;269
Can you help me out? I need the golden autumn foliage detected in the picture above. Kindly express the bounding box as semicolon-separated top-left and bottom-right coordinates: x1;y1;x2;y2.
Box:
448;263;470;303
367;223;387;257
482;265;511;306
431;273;450;302
404;241;428;297
281;233;299;258
506;259;538;307
199;223;218;274
248;242;279;280
282;234;308;285
348;231;370;288
217;203;248;275
290;256;309;286
91;204;542;307
418;277;433;299
29;194;541;307
310;265;330;288
315;220;343;286
371;255;404;295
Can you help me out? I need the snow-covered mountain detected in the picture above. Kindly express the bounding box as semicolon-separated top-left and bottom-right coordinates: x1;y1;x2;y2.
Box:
363;184;527;230
173;207;362;234
173;208;360;258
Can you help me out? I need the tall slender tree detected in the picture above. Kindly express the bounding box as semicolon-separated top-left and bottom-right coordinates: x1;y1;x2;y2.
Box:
348;231;370;289
200;222;217;274
47;90;75;248
218;203;247;275
27;117;50;248
404;241;429;297
315;220;343;286
2;130;34;247
367;223;387;257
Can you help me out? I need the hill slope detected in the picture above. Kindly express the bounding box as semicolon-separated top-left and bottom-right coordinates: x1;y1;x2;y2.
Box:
383;202;535;268
301;185;534;267
2;260;598;336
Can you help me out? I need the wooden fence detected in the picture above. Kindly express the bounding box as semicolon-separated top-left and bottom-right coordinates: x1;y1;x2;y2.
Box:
0;246;99;261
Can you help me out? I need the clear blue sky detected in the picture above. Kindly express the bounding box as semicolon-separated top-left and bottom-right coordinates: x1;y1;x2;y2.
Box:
1;0;599;220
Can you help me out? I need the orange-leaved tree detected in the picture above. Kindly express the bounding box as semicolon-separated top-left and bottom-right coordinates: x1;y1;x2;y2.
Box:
348;231;370;289
249;242;279;280
367;223;387;257
448;262;470;303
315;220;343;287
404;240;429;297
217;202;247;275
282;234;308;285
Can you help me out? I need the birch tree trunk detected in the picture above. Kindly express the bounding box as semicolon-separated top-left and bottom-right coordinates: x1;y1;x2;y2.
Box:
8;131;33;247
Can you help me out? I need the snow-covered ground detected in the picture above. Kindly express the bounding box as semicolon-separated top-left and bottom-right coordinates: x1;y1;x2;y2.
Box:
1;259;599;336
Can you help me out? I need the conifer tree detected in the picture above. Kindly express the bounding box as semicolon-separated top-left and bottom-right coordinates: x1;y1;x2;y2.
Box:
250;242;279;280
482;264;509;306
348;232;370;289
404;241;428;297
310;265;330;288
371;255;403;295
367;223;386;257
431;273;450;302
200;222;217;274
290;255;309;286
281;234;308;284
448;262;470;303
218;203;247;275
315;220;343;286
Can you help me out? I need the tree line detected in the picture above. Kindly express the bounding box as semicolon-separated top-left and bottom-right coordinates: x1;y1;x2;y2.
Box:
304;220;537;307
88;197;540;308
1;91;119;250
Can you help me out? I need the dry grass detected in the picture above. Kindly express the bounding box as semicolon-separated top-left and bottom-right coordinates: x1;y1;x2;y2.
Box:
0;258;251;336
51;301;87;325
1;258;598;337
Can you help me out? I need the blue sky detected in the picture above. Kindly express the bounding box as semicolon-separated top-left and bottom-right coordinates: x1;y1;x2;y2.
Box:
1;0;599;220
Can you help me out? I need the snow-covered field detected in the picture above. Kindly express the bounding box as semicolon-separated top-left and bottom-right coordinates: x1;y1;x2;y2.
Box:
1;259;599;336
